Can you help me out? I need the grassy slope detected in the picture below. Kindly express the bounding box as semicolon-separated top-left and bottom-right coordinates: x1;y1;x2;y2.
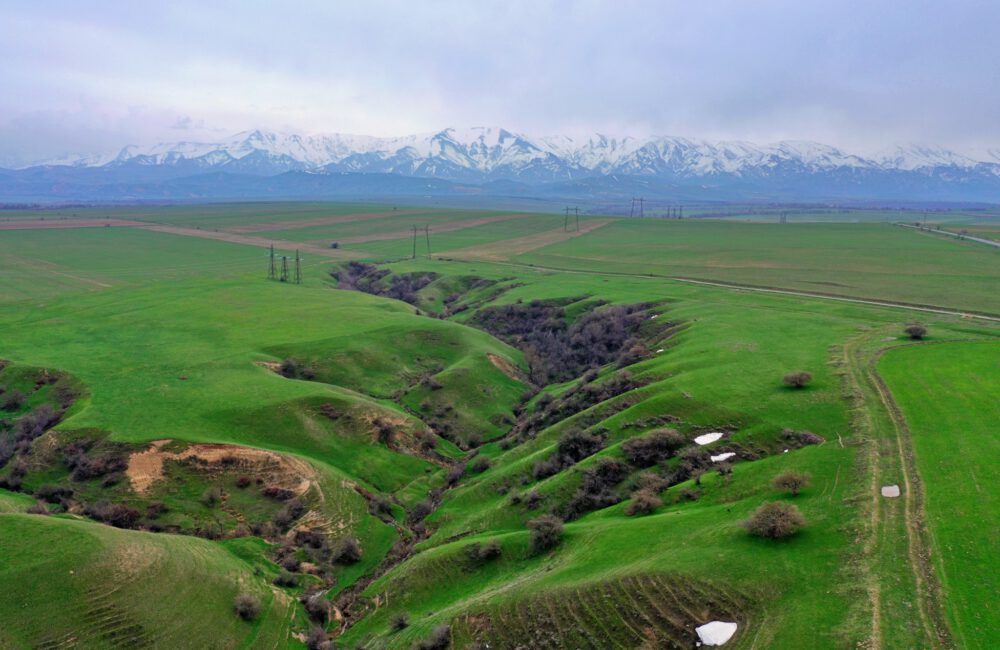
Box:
879;342;1000;649
0;513;297;649
342;258;996;648
1;204;997;649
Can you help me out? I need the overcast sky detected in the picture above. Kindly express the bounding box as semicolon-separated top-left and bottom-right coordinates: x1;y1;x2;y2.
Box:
2;0;999;163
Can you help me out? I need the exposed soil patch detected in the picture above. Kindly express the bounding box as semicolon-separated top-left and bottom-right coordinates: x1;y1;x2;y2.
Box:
487;353;528;384
127;440;317;496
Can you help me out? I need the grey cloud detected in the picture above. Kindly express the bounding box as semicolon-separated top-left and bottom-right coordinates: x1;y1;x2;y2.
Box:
2;0;999;161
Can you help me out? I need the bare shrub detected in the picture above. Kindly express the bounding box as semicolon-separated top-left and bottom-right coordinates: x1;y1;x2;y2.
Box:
622;428;685;467
306;627;332;650
624;489;662;516
904;323;928;340
464;539;502;566
527;514;564;554
782;371;813;389
391;612;410;631
302;591;330;622
743;502;806;539
234;593;262;620
1;389;26;412
772;471;811;496
235;475;252;488
369;494;394;517
634;472;669;493
408;499;433;523
274;569;299;587
201;487;223;507
331;537;362;564
413;624;452;650
469;456;491;473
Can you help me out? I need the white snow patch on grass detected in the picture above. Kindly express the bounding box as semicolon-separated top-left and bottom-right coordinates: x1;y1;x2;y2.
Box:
710;452;735;462
696;621;738;645
694;432;724;445
881;485;900;498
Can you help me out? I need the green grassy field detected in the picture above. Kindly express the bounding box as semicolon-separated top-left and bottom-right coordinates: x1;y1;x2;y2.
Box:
879;342;1000;649
0;202;996;648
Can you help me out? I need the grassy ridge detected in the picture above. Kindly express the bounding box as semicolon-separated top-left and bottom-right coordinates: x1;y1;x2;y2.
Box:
879;342;1000;649
0;514;297;649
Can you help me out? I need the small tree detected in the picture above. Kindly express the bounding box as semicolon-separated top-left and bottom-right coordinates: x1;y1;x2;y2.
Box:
234;593;262;620
624;489;662;516
904;323;928;340
743;502;806;539
772;471;811;496
527;514;564;554
783;371;813;389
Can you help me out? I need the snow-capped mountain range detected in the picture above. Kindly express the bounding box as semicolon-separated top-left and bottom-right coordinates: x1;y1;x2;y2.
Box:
22;127;999;179
5;127;1000;203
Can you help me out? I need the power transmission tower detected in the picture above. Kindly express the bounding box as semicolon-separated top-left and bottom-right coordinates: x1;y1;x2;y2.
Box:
280;255;289;283
424;225;432;259
564;206;580;231
779;212;788;224
268;244;276;280
678;205;683;219
411;226;418;259
629;197;644;218
294;250;302;284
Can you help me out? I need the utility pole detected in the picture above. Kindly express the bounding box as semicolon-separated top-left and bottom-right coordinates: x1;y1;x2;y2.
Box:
678;205;683;219
268;244;276;280
629;197;644;218
280;255;289;283
294;250;302;285
564;207;580;231
411;226;418;259
424;225;432;259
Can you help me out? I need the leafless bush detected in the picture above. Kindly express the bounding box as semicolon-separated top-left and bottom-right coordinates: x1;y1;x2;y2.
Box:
783;371;813;389
413;624;452;650
234;593;262;620
622;428;685;467
624;489;662;516
743;502;806;539
904;323;928;340
772;471;811;496
527;514;564;554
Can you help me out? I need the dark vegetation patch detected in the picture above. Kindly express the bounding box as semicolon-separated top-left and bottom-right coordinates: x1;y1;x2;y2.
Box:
469;300;659;384
514;371;642;441
452;574;749;649
332;262;438;306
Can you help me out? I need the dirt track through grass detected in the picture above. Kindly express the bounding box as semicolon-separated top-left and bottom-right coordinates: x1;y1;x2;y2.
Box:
441;219;612;260
227;209;430;233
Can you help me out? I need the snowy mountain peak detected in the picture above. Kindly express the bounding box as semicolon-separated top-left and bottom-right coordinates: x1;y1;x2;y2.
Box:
14;128;999;187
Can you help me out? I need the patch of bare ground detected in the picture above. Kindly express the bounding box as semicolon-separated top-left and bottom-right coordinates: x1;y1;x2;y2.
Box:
487;352;529;384
442;219;612;261
226;209;430;233
126;440;318;498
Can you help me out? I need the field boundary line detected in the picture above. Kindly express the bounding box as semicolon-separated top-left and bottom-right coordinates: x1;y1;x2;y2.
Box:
440;258;1000;321
894;222;1000;249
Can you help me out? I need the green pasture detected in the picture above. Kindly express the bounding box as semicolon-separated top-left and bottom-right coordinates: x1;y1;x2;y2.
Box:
880;342;1000;649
